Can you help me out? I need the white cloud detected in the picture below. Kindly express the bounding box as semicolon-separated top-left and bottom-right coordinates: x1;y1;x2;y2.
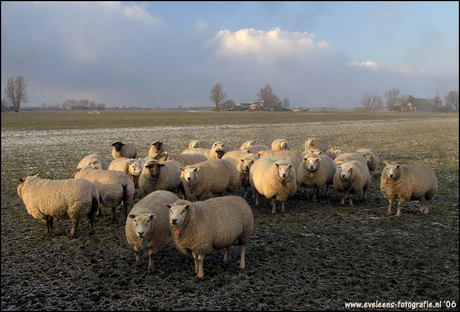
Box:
349;61;379;69
121;2;163;25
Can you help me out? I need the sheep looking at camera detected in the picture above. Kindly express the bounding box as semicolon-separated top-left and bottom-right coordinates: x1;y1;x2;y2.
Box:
271;139;291;151
108;157;143;188
357;148;380;175
167;196;253;279
139;159;184;196
333;160;371;207
380;162;438;217
297;153;337;201
305;138;330;152
148;140;172;156
222;151;260;198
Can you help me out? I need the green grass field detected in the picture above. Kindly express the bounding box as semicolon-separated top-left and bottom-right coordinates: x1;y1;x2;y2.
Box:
1;110;458;310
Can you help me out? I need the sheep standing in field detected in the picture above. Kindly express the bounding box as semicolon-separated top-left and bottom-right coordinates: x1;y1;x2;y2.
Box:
108;157;143;188
258;149;301;160
250;157;297;213
222;152;260;198
212;141;235;153
139;159;184;196
154;151;207;167
182;147;225;160
180;159;239;200
357;148;380;176
380;163;438;217
77;154;109;170
148;140;172;157
72;166;135;223
271;139;291;151
333;160;371;207
167;196;253;279
126;190;179;271
297;153;337;202
17;176;99;237
112;141;138;159
323;147;343;160
188;140;212;149
305;138;330;152
334;153;368;167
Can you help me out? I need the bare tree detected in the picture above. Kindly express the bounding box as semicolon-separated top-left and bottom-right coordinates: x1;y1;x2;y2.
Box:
210;83;227;111
360;91;383;111
282;98;290;109
3;76;28;112
384;88;401;111
432;90;443;111
257;84;276;111
444;91;459;111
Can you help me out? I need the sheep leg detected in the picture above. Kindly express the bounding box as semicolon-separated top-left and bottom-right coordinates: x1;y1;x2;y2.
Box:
340;193;346;205
271;199;277;214
419;200;425;213
148;248;154;272
387;199;393;216
134;246;141;266
197;254;205;279
87;212;95;235
312;187;317;202
324;184;329;197
255;192;259;206
281;201;286;213
49;216;54;235
396;201;403;217
70;219;79;238
43;219;50;237
224;246;230;263
111;206;116;223
349;194;353;207
424;201;430;214
239;245;246;269
192;252;199;274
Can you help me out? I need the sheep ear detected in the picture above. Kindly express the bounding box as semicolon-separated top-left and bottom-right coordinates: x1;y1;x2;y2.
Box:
194;168;199;172
179;167;185;172
396;165;400;169
185;204;191;210
165;204;172;209
128;214;136;219
158;164;165;167
19;178;26;184
149;214;156;220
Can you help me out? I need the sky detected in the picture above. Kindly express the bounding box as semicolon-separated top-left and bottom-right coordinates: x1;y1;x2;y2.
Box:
1;1;458;109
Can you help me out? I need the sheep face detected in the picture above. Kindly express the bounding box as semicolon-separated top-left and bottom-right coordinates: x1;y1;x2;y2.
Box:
127;160;142;176
306;139;315;147
180;166;199;183
192;142;199;148
305;148;323;155
275;162;293;180
129;213;156;239
338;164;353;180
212;141;224;150
144;161;165;180
241;157;255;172
112;142;124;152
89;160;103;170
151;141;163;152
245;140;255;146
279;141;288;150
383;164;401;180
305;156;321;172
167;203;190;227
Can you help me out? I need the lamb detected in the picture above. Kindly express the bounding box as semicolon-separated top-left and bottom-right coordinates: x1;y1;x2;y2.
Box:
357;148;380;175
250;157;297;213
108;157;143;188
182;147;225;160
166;196;253;279
333;160;371;207
188;140;212;149
380;162;438;217
77;154;109;170
139;159;184;196
271;139;291;151
112;141;138;159
222;152;260;198
148;140;172;156
180;159;239;200
72;166;135;223
305;138;330;152
153;151;208;167
297;153;337;201
334;152;368;167
258;149;301;160
17;176;99;237
126;190;179;271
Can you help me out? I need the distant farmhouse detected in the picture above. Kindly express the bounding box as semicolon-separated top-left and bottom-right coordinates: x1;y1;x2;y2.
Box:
397;95;432;112
231;101;291;111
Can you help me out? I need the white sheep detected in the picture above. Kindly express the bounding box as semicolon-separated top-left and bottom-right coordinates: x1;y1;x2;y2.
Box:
166;196;253;279
108;157;143;188
305;138;330;152
188;140;212;149
380;162;438;217
17;176;99;237
333;160;371;207
112;141;138;159
126;190;179;271
212;141;235;153
271;139;291;151
258;149;301;160
323;147;343;160
297;153;337;201
77;154;109;170
148;140;172;156
250;157;297;213
154;151;207;167
180;159;239;200
357;148;380;175
301;148;324;159
334;152;368;167
240;140;256;150
182;147;225;160
139;159;184;196
241;144;269;154
222;151;260;198
72;166;135;223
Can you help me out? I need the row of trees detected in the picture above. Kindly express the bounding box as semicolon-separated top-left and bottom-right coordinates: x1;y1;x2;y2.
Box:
210;83;290;111
360;88;459;112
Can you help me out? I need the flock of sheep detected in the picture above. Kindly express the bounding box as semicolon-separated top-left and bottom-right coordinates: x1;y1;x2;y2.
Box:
17;137;438;278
